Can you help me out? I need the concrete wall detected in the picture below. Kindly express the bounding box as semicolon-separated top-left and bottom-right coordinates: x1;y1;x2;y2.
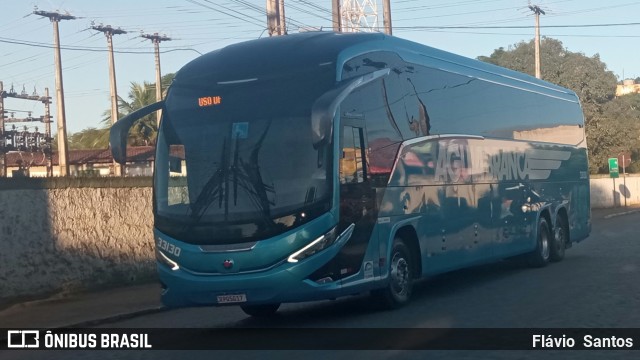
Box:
590;174;640;208
1;175;639;304
0;178;155;304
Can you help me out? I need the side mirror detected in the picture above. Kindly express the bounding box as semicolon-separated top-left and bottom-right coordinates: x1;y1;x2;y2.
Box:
110;101;164;164
311;68;390;148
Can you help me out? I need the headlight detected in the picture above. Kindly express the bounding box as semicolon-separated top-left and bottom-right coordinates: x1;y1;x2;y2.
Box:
288;226;338;263
156;249;180;271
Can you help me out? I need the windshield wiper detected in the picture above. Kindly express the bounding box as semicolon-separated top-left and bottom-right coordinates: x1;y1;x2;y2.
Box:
186;121;277;228
187;138;229;223
231;120;277;228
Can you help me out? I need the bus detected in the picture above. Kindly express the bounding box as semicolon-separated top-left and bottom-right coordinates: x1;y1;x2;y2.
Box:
110;32;591;317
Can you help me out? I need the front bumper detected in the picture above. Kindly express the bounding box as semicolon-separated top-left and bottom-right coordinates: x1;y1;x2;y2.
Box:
159;245;356;308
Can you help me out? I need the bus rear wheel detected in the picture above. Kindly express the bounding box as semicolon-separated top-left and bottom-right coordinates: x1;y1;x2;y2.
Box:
372;237;414;309
240;303;280;317
550;215;568;262
528;217;551;268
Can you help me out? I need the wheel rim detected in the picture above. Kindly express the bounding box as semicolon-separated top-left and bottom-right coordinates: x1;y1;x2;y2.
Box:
541;227;550;260
554;226;566;252
390;251;410;299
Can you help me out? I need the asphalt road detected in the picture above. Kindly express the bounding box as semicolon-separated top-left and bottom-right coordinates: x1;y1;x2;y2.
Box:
4;209;639;359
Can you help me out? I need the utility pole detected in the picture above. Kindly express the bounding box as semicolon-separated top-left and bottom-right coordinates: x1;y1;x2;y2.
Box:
266;0;287;36
382;0;392;35
332;0;342;32
92;24;126;176
0;81;5;177
43;88;53;177
278;0;286;35
34;9;75;176
141;33;171;128
529;4;545;79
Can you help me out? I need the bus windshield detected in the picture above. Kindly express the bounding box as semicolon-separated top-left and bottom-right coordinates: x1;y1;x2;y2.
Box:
153;73;335;245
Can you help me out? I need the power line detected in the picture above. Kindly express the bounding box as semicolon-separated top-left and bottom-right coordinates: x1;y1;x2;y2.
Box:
392;21;640;30
0;36;202;54
185;0;266;29
395;29;640;38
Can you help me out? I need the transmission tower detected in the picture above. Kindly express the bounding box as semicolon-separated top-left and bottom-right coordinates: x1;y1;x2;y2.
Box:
341;0;379;33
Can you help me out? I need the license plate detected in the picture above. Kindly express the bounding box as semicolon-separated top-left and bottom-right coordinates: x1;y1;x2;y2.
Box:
216;294;247;304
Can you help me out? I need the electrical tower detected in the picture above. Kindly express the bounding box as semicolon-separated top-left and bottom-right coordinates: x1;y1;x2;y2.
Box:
92;24;127;176
34;8;76;176
342;0;379;33
333;0;392;34
0;82;54;177
141;33;171;128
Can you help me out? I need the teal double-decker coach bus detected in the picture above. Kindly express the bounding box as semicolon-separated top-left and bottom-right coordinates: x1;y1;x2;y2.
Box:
110;32;591;317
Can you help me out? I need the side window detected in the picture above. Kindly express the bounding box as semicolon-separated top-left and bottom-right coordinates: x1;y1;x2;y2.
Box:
342;51;432;141
340;125;367;184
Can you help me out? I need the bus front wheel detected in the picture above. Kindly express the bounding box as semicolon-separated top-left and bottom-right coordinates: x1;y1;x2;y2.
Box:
373;237;414;309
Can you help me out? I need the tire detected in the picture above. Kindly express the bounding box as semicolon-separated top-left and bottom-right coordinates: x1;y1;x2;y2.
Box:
528;217;551;268
372;237;414;309
240;303;280;317
550;215;568;262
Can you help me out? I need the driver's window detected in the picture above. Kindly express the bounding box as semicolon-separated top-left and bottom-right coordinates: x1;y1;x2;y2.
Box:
340;125;366;184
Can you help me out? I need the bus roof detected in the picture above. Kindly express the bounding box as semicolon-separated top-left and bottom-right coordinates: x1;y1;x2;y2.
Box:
175;31;577;101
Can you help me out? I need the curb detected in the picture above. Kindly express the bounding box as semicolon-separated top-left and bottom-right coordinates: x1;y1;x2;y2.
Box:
603;209;640;219
63;306;169;328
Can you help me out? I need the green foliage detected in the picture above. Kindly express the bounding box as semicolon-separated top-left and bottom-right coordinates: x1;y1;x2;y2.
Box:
478;38;640;174
597;94;640;173
107;81;159;146
51;129;109;150
67;127;110;150
478;38;617;108
62;73;176;151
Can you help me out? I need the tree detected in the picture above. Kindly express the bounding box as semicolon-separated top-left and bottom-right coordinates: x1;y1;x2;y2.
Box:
596;93;640;173
101;73;175;146
67;127;110;150
63;73;176;150
103;81;158;146
477;38;633;173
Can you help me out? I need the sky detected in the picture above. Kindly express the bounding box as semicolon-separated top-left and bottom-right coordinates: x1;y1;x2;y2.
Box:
1;0;639;136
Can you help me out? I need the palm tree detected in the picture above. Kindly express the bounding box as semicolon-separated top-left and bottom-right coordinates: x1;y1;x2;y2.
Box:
63;74;175;150
68;128;110;149
101;74;174;146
